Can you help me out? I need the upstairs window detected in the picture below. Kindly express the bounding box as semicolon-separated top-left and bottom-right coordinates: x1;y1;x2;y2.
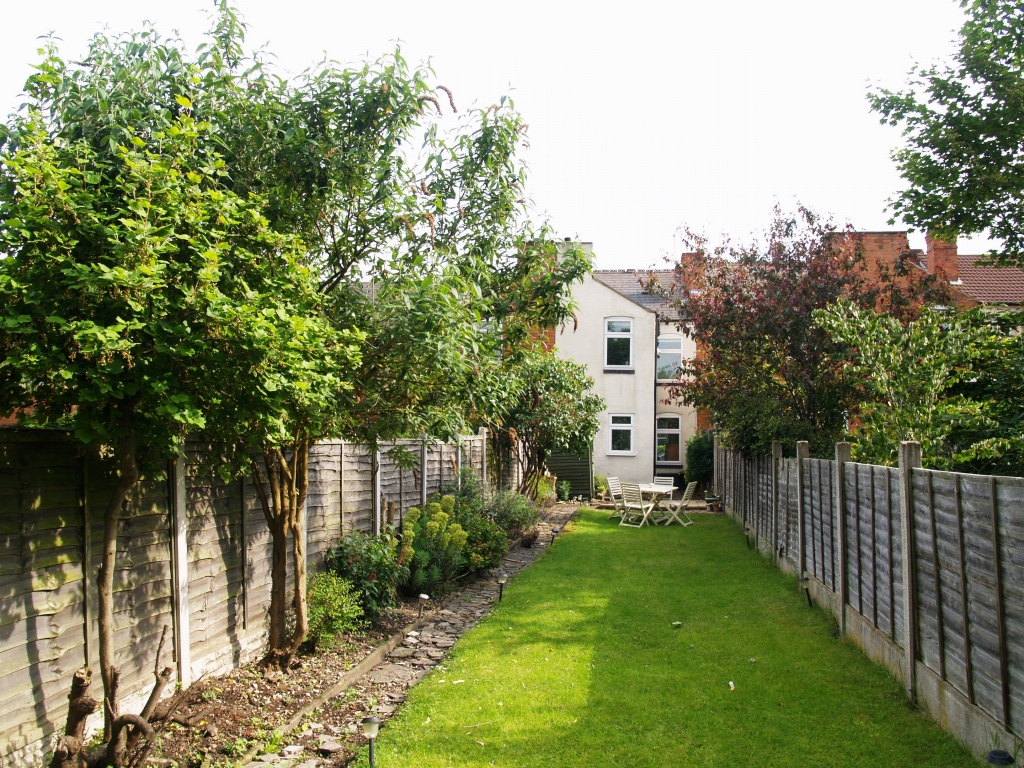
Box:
605;318;633;368
609;414;634;454
657;336;683;381
656;415;681;464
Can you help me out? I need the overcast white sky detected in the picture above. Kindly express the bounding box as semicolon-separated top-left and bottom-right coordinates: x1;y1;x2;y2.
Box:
0;1;990;268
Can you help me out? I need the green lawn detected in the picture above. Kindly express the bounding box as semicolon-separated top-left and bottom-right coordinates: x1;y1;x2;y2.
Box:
355;509;976;767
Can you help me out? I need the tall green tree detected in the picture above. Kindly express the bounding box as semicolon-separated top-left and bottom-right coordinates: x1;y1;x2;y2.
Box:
0;29;322;764
187;8;592;665
869;0;1024;266
493;353;604;498
664;207;945;457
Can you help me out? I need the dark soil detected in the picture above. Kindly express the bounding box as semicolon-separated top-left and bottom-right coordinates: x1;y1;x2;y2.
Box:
153;606;416;768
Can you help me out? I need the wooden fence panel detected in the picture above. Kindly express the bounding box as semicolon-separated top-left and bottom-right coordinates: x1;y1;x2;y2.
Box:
341;443;373;534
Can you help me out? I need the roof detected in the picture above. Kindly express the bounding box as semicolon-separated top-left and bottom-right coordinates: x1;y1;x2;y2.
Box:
592;269;685;319
957;256;1024;305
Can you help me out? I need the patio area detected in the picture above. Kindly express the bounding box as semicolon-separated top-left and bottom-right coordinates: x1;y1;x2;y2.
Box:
349;508;977;767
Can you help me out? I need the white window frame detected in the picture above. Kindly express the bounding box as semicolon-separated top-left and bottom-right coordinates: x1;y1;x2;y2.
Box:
604;317;633;369
608;413;635;455
655;414;682;465
656;335;683;382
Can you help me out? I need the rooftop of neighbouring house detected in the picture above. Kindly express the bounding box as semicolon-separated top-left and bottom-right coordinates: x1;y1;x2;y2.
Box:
593;269;685;318
954;256;1024;306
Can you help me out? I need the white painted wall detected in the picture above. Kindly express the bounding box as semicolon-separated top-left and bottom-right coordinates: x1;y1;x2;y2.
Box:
655;323;698;476
554;274;657;484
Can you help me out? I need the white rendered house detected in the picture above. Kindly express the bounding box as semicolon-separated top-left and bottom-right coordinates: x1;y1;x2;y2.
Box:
551;248;699;486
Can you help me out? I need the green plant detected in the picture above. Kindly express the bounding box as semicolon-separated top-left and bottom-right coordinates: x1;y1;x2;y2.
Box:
306;572;364;649
684;433;714;488
494;352;605;498
556;480;572;501
223;737;252;758
400;497;469;594
458;512;508;572
325;529;408;620
261;729;284;754
484;491;539;540
441;467;487;517
594;473;608;496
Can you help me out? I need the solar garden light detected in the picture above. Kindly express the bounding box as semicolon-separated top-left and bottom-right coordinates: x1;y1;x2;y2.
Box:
418;593;430;618
744;526;754;549
497;571;508;601
987;749;1014;765
551;526;560;545
361;716;381;767
798;577;813;608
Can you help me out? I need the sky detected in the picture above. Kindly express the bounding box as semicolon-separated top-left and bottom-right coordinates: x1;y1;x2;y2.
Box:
0;1;991;268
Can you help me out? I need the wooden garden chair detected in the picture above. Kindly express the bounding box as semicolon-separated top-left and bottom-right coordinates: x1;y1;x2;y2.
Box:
657;481;697;526
619;482;655;528
607;476;626;520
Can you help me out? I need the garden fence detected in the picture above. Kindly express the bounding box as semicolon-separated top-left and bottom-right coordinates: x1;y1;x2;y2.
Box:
715;438;1024;757
0;429;486;767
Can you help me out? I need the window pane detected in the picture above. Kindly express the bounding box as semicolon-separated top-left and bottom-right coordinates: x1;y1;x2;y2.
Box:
607;319;632;333
656;433;680;462
658;338;682;350
611;415;633;425
607;337;631;366
611;428;632;452
656;416;680;430
656;351;681;380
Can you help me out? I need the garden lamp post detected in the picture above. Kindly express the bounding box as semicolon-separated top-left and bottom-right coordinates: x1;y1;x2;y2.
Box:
418;594;430;618
550;527;560;545
497;571;508;601
361;716;381;767
987;750;1014;765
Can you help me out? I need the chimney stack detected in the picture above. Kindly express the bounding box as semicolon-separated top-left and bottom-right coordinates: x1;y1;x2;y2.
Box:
925;232;958;282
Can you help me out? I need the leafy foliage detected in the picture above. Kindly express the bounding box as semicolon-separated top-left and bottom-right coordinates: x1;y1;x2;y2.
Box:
868;1;1024;266
401;497;469;594
593;473;609;496
818;301;1024;474
684;433;714;487
557;480;572;501
325;530;408;620
440;470;508;571
306;573;364;649
483;490;540;540
495;352;604;496
664;206;948;457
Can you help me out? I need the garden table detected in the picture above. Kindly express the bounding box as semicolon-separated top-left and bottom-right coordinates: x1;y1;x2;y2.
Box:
638;484;676;525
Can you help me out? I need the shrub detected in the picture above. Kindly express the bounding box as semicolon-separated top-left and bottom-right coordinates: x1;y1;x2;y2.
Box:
685;432;714;488
306;572;364;649
485;490;539;540
441;467;486;517
536;476;555;501
557;480;572;501
325;529;408;620
594;473;608;496
401;497;468;595
459;512;508;571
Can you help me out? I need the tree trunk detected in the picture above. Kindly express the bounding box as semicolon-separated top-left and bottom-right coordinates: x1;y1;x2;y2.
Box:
251;435;311;668
49;668;99;768
98;429;139;739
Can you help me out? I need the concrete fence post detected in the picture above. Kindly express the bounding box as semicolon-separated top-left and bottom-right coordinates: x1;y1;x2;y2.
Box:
796;441;809;578
898;441;922;699
456;435;463;488
170;454;191;687
478;427;489;495
419;438;429;507
713;433;721;497
372;448;382;535
835;442;851;636
772;441;783;564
